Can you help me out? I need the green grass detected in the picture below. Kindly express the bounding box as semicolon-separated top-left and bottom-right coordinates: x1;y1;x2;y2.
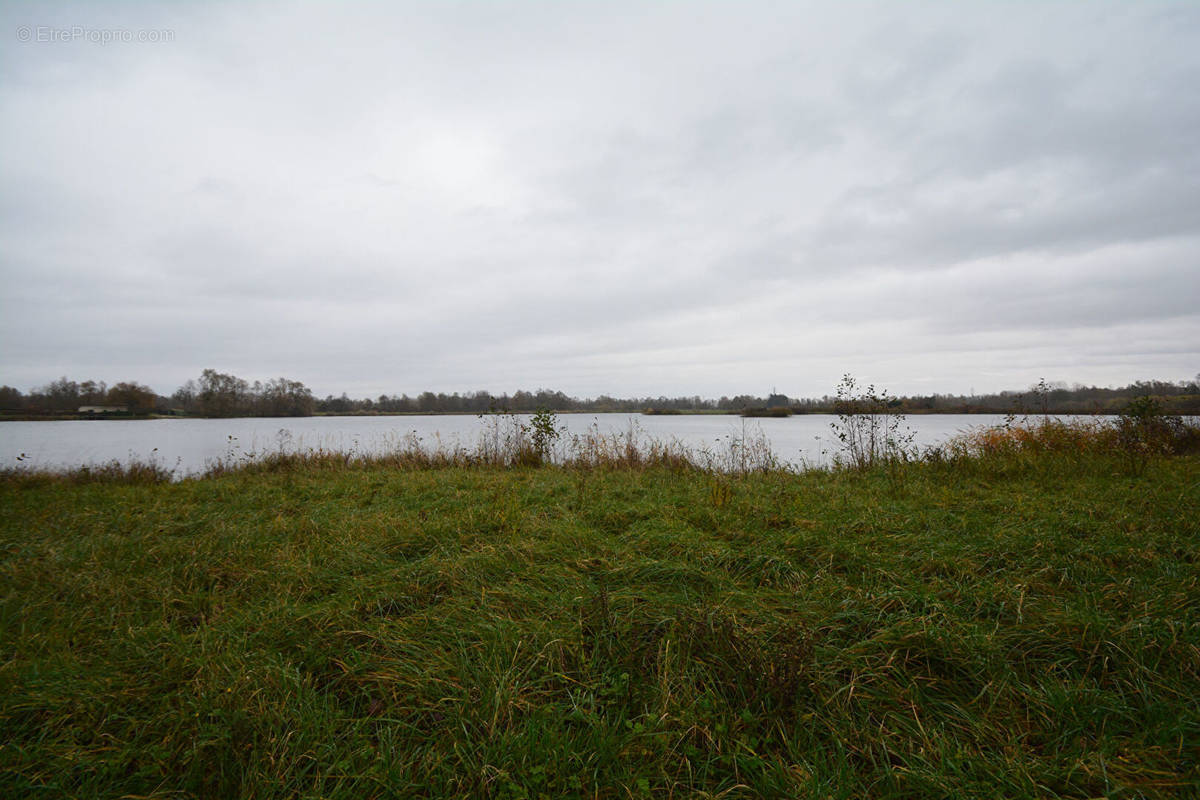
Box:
2;448;1198;798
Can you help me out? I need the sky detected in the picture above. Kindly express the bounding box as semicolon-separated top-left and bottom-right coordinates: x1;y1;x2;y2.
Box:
2;1;1198;400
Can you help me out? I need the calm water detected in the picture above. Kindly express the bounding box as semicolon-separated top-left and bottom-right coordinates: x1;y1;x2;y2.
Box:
1;413;1036;475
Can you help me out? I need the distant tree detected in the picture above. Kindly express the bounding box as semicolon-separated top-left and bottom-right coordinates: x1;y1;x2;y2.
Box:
0;385;24;411
317;393;354;414
259;377;315;416
172;379;199;413
198;369;250;417
41;377;80;411
376;393;414;412
106;382;157;413
79;380;108;405
510;390;533;411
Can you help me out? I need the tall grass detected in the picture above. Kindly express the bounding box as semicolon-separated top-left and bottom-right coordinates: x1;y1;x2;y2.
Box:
0;455;175;486
6;410;1197;486
191;414;786;479
938;412;1200;475
2;437;1197;797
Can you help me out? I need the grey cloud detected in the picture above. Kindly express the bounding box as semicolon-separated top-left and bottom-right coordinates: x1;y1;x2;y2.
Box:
1;1;1197;398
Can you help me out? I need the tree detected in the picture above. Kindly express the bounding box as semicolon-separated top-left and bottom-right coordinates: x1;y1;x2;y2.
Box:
0;385;24;411
172;380;199;413
79;380;108;405
107;382;157;413
42;377;80;411
259;377;315;416
198;369;249;417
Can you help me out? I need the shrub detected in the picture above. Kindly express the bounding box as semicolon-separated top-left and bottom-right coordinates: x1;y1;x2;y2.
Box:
829;375;915;470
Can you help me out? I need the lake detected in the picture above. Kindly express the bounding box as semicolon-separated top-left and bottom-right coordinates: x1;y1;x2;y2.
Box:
0;412;1052;476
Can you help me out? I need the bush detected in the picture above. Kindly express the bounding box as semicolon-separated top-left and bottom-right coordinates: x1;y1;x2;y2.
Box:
829;375;915;470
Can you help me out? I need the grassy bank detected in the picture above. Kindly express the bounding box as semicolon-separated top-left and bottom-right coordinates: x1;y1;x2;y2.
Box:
1;435;1198;797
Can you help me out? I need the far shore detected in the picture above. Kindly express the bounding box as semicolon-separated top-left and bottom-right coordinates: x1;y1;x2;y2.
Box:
0;408;1137;422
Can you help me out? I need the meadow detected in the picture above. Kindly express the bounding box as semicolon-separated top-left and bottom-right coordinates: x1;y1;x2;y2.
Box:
1;416;1198;798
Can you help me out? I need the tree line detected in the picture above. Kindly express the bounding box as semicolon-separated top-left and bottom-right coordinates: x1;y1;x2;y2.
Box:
1;371;1197;418
885;378;1200;415
0;370;314;418
322;390;769;414
0;378;160;414
172;369;316;417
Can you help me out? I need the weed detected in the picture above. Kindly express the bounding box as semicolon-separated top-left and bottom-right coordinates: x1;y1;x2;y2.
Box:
829;374;916;471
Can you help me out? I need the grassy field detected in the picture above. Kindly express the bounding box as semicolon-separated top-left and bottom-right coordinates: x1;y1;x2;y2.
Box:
1;429;1198;797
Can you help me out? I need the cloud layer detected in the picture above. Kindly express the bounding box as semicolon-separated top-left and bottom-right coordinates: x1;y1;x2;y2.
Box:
2;1;1198;398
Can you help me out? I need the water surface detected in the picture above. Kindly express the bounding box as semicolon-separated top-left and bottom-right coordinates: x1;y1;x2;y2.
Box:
1;413;1042;475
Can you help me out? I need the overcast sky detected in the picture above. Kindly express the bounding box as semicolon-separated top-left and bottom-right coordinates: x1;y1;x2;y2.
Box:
2;1;1197;400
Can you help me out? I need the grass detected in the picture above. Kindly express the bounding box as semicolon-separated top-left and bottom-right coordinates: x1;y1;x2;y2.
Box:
1;421;1198;798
